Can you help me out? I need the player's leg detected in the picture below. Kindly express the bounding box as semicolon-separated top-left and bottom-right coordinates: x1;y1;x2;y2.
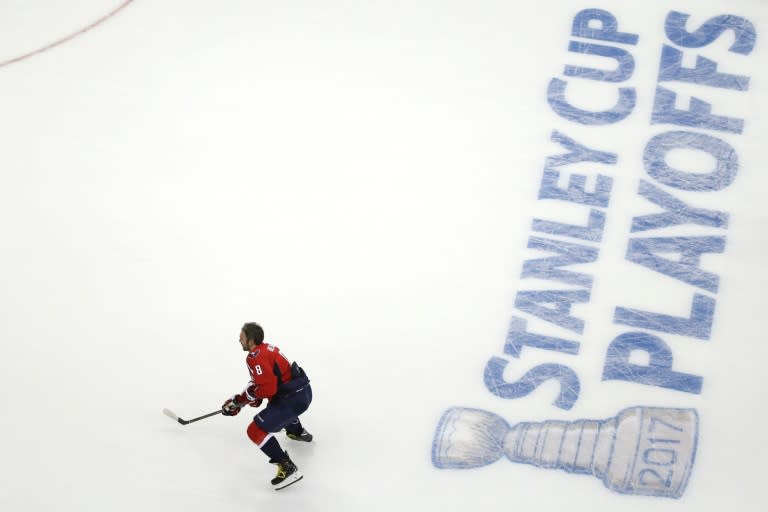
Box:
248;401;305;489
284;385;314;442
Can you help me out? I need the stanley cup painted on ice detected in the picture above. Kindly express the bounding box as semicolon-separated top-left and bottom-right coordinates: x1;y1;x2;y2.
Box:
432;406;698;498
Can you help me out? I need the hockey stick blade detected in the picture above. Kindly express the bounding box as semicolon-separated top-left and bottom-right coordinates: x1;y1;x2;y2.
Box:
163;408;187;424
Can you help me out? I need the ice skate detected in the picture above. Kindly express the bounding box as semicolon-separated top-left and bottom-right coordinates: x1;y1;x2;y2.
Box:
270;453;303;490
286;427;313;442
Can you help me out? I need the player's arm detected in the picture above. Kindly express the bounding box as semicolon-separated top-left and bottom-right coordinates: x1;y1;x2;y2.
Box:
221;380;263;415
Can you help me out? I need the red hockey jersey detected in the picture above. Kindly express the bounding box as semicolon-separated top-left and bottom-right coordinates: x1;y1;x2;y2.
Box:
243;343;294;400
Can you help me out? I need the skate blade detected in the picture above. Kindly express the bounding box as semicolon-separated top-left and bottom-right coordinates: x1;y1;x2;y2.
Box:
274;472;303;491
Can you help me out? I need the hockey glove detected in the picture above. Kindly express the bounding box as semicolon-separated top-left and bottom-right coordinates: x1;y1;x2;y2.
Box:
221;396;243;416
244;384;263;408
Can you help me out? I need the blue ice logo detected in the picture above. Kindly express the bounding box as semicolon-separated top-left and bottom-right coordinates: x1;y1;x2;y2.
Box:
432;406;698;499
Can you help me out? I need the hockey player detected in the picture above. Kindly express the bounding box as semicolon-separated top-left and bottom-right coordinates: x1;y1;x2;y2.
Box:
221;322;313;490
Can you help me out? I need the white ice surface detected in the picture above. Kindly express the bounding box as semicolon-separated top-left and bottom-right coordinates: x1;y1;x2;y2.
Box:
1;1;767;511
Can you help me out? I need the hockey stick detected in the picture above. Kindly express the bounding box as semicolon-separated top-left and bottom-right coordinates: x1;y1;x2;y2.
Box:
163;407;223;425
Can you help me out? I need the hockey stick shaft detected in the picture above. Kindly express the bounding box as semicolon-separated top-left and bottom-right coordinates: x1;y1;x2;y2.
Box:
163;407;223;425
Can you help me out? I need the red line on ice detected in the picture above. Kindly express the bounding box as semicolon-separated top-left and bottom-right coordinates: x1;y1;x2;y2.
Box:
0;0;137;69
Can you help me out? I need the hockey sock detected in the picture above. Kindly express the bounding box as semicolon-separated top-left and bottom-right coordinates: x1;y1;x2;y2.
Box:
260;436;287;462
